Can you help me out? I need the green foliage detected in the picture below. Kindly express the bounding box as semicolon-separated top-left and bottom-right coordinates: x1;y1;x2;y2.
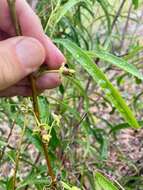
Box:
95;172;120;190
132;0;139;9
61;181;81;190
0;0;143;189
56;39;140;129
88;48;143;81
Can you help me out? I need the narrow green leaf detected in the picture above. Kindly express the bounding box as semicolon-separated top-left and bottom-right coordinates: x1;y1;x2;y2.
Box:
110;120;143;134
95;172;119;190
88;48;143;81
85;172;96;190
26;128;43;152
61;181;71;190
61;181;81;190
67;76;89;111
132;0;139;9
17;173;50;189
100;136;108;160
55;39;140;129
0;180;6;189
49;0;87;27
0;139;7;147
96;0;111;34
7;177;14;190
124;46;143;60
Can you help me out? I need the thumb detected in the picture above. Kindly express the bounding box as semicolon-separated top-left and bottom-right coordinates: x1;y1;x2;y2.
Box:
0;36;45;91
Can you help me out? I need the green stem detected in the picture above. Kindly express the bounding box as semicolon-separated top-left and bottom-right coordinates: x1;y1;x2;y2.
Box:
12;116;27;190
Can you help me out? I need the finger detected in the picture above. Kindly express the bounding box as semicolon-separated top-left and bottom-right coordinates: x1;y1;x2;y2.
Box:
14;78;30;86
0;85;32;97
40;35;66;69
0;36;45;91
0;72;61;97
0;30;9;40
15;73;61;90
15;0;66;69
0;0;15;35
0;0;65;69
36;73;61;90
13;73;61;90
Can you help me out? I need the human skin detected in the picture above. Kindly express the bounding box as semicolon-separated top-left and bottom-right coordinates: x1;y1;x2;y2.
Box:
0;0;65;97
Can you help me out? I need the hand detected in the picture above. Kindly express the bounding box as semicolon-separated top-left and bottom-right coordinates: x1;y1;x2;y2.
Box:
0;0;65;97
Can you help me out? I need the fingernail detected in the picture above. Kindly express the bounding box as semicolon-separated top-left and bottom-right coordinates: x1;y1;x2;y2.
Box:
16;38;45;72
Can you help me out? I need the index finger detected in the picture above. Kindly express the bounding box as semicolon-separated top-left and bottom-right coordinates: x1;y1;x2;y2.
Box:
0;0;65;69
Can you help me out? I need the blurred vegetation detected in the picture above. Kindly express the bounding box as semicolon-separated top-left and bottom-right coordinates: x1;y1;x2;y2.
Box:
1;0;143;189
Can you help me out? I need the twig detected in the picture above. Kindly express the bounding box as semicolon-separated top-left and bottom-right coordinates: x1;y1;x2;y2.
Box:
7;0;21;35
7;0;56;186
74;112;87;132
103;0;126;47
111;0;127;32
12;116;27;190
119;4;132;51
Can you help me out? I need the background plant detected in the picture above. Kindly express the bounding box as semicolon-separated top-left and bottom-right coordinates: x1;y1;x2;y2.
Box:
0;0;143;189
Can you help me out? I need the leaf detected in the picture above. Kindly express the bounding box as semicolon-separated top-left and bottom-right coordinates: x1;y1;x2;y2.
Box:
123;46;143;60
72;187;81;190
100;136;108;160
110;120;143;134
95;172;119;190
55;39;140;129
61;181;71;190
48;0;88;29
47;96;81;121
89;127;109;159
96;0;111;34
49;128;60;151
17;172;51;189
67;76;89;111
88;48;143;81
85;172;96;190
0;180;6;189
26;128;43;152
0;139;7;147
7;177;14;190
132;0;139;9
7;150;16;163
61;181;81;190
39;96;50;123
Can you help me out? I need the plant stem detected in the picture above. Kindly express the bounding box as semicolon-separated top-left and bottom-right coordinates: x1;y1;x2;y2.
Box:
29;75;39;118
7;0;21;36
12;116;27;190
7;0;56;186
111;0;126;31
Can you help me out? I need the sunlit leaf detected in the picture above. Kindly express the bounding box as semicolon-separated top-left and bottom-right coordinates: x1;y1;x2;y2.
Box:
110;120;143;134
46;0;89;31
55;39;140;129
96;0;111;34
61;181;81;190
95;172;120;190
88;48;143;81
